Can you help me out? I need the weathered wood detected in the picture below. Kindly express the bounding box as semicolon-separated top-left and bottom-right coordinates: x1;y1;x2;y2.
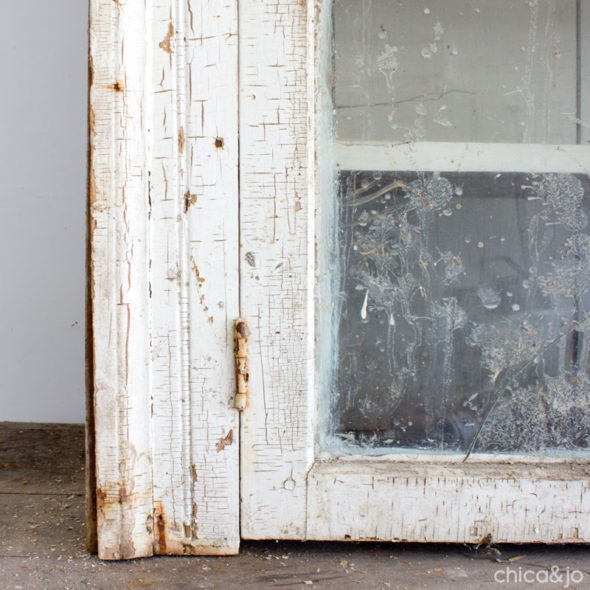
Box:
85;27;97;549
89;0;154;560
90;0;590;551
11;427;590;589
89;0;239;558
0;423;84;495
239;0;590;544
239;0;316;539
307;461;590;543
149;0;240;556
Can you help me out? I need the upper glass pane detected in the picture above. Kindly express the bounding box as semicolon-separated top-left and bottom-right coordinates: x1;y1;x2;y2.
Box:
334;0;584;144
321;0;590;457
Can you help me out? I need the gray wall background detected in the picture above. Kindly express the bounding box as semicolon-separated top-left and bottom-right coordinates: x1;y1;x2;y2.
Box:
0;2;87;422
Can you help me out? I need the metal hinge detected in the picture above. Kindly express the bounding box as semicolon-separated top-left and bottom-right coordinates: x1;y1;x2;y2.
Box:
234;318;249;410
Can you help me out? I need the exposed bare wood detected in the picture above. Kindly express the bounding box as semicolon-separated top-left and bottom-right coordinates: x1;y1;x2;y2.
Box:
85;33;97;556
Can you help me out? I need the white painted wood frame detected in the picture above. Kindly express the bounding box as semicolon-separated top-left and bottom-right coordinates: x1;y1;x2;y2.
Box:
88;0;239;559
239;0;590;543
89;0;590;557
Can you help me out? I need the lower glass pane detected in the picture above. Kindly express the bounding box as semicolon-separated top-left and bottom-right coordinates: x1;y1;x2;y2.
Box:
333;170;590;454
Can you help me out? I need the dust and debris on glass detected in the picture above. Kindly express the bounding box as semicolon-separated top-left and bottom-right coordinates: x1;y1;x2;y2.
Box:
323;0;590;456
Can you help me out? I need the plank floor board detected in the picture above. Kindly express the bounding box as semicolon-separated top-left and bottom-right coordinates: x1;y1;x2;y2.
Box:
1;423;589;589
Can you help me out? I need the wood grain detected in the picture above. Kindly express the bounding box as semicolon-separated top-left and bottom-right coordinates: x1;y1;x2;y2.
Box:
307;460;590;543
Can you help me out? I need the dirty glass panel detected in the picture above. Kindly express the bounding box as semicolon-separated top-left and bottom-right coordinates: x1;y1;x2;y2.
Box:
335;171;590;453
325;0;590;455
334;0;580;144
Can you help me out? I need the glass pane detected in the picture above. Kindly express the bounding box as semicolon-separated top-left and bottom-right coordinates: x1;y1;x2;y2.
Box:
321;0;590;456
334;0;581;144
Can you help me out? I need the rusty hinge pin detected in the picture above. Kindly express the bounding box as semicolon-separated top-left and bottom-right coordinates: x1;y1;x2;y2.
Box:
234;318;249;411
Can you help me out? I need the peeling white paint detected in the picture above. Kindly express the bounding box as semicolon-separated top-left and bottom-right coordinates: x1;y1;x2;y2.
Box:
90;0;239;559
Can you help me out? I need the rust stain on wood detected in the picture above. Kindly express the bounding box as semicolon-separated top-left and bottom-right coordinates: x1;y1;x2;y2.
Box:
159;22;174;54
216;429;234;452
190;256;206;287
95;484;134;510
178;126;185;154
154;501;167;554
214;137;224;149
90;0;241;556
190;256;212;324
184;190;197;213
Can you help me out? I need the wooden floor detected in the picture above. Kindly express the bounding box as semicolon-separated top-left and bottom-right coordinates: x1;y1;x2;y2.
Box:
1;422;589;589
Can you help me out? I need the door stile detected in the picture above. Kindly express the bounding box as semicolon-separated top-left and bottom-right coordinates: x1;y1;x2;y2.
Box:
238;0;317;539
89;0;240;559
